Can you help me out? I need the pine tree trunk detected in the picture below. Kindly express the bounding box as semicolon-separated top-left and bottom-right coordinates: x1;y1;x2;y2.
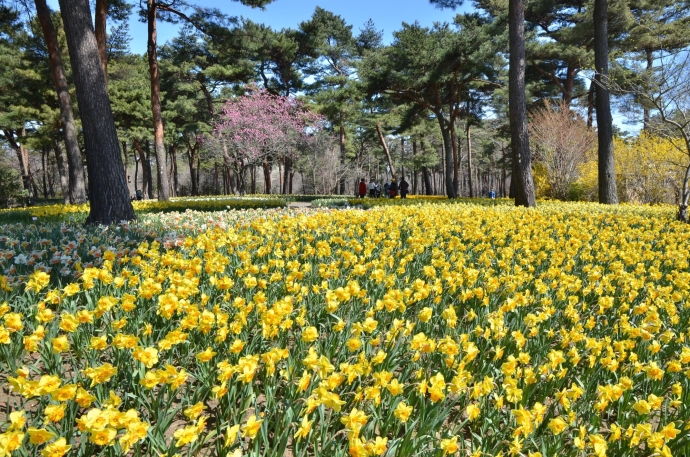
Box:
282;157;292;194
587;80;595;128
450;121;459;196
375;123;396;177
57;0;135;223
41;148;48;198
34;0;88;204
263;160;272;194
339;117;346;194
643;49;653;132
133;139;149;198
508;0;537;207
134;146;139;194
467;122;474;198
436;113;457;198
53;139;70;204
146;0;170;201
188;149;198;195
144;140;154;198
95;0;108;84
169;144;178;197
594;0;619;204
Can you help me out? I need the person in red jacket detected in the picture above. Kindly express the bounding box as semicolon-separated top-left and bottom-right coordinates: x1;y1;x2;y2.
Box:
358;178;367;198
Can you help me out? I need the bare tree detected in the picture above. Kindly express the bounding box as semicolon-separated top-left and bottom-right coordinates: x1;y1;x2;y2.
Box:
621;48;690;222
617;49;690;221
529;100;597;200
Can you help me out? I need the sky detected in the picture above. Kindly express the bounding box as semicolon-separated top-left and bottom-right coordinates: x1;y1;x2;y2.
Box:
47;0;473;54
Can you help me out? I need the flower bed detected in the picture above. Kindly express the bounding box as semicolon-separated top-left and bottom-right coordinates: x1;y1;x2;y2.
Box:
0;202;688;457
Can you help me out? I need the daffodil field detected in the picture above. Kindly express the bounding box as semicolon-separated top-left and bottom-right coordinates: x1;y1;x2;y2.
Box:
1;200;690;457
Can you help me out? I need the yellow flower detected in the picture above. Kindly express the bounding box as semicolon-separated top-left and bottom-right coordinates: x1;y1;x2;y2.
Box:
28;427;56;445
633;399;651;415
440;436;459;455
241;414;263;440
51;335;70;354
44;403;67;423
466;403;481;421
195;347;217;363
8;410;26;431
301;326;319;343
132;346;159;368
394;402;413;423
418;307;433;322
548;417;568;435
26;270;51;293
224;424;240;447
89;428;117;446
173;424;199;447
75;387;97;408
346;337;362;352
294;415;313;441
184;402;205;420
368;436;388;456
341;408;368;438
41;437;71;457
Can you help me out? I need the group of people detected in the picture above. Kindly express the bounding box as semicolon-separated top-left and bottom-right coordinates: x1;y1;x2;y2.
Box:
358;177;410;199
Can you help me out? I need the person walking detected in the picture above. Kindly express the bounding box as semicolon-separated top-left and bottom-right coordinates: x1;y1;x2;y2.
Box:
384;181;391;198
389;177;398;198
399;177;409;199
368;179;377;198
358;178;367;198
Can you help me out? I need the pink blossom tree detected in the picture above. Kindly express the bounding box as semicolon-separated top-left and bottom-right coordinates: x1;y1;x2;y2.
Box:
213;87;322;194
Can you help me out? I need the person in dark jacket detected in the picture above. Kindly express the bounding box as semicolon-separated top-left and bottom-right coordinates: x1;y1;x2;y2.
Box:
389;178;398;198
399;177;409;198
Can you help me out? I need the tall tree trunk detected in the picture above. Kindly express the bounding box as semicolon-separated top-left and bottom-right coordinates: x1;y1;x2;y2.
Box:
95;0;108;84
501;144;507;197
34;0;88;204
587;80;595;128
122;140;128;183
146;0;170;201
339;117;346;194
435;112;457;198
133;139;150;198
53;139;70;204
450;120;459;196
466;122;474;198
508;0;537;207
282;157;292;194
57;0;135;223
594;0;619;204
188;149;199;195
421;167;432;195
375;123;396;177
412;139;418;194
41;148;48;198
134;144;139;194
169;144;177;197
643;49;653;132
263;160;272;194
